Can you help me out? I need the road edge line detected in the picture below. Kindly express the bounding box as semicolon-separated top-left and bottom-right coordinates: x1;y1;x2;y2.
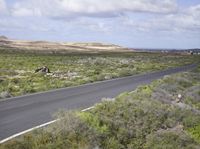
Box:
0;106;95;144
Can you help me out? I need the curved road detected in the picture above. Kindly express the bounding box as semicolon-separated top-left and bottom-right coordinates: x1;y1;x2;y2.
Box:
0;64;197;142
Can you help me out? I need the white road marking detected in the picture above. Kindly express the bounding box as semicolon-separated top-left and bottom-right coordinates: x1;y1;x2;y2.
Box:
81;106;95;112
0;106;95;144
0;64;195;144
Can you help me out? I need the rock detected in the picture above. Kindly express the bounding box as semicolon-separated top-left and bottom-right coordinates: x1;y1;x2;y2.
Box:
102;97;116;102
67;71;78;77
175;98;181;103
171;124;184;132
178;94;182;99
35;66;50;73
120;59;129;65
104;75;112;80
0;91;12;99
67;71;80;79
175;94;182;103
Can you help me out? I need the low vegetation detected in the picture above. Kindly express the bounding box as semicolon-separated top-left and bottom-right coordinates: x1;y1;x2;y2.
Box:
152;64;200;110
0;50;198;99
1;64;200;149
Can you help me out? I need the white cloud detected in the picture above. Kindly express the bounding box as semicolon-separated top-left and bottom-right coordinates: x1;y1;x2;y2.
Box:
60;0;177;14
164;4;200;32
0;0;8;15
11;0;177;17
124;4;200;34
0;0;199;49
73;18;112;33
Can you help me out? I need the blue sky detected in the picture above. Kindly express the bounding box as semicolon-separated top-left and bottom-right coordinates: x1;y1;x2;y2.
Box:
0;0;200;49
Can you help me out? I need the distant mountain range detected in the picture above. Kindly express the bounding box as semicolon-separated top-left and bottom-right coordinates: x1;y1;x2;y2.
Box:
129;48;200;53
0;36;130;53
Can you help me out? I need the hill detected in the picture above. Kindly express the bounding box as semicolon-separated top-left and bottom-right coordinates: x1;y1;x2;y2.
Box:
0;36;8;40
0;36;130;53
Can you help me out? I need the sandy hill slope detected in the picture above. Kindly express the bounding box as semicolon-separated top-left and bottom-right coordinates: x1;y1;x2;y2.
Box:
0;36;8;40
0;36;130;53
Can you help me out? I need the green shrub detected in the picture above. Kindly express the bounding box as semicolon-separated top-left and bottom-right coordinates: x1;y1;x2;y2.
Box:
1;52;199;148
78;112;108;134
102;137;123;149
188;124;200;143
0;51;197;98
144;131;198;149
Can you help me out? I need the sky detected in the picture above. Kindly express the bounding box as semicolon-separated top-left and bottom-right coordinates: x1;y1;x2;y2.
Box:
0;0;200;49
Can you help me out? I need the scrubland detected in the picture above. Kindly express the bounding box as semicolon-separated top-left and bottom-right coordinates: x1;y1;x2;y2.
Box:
1;62;200;149
0;50;197;99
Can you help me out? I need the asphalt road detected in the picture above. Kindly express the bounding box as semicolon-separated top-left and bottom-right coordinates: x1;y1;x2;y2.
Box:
0;64;197;141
